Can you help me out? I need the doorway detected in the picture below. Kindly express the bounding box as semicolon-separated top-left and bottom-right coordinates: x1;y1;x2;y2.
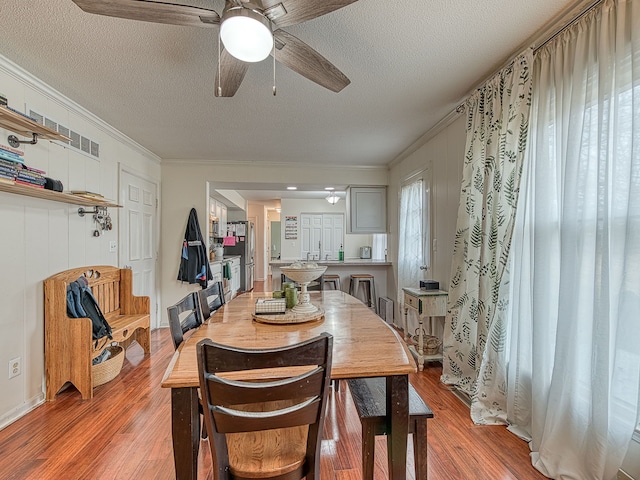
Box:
270;221;281;259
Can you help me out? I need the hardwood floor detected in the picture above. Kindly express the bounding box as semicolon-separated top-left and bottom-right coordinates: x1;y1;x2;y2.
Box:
0;300;548;479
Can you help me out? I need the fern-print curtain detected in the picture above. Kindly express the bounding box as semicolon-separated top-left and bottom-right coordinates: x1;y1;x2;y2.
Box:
441;51;533;422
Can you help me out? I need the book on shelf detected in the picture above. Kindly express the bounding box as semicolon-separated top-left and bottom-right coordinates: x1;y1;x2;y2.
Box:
68;190;104;199
0;150;24;164
24;165;46;175
0;144;24;156
15;179;44;188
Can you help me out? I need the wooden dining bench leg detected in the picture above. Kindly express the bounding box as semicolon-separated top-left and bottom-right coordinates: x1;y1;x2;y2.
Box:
347;377;434;480
362;418;376;480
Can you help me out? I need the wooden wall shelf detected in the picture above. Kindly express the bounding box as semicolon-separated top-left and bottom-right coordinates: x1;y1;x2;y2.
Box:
0;182;120;208
0;105;70;143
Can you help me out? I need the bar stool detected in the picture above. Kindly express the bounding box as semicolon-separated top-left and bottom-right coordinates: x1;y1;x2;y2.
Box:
349;274;377;313
323;274;341;291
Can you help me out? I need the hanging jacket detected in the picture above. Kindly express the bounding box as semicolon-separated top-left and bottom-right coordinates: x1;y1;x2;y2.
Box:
177;208;212;288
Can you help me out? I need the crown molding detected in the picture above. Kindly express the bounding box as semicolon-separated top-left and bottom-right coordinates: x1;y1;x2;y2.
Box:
162;158;389;171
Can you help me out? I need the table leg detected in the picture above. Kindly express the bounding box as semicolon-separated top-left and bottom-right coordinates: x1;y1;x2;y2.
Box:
386;375;409;480
171;387;201;480
403;304;410;342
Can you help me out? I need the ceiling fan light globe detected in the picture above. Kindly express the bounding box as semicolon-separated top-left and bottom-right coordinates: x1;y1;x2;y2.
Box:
220;9;273;63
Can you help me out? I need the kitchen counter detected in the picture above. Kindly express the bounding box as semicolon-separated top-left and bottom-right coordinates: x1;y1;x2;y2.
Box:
269;259;392;302
269;259;391;267
209;255;241;265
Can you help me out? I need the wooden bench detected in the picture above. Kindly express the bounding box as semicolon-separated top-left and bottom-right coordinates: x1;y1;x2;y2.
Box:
44;266;151;400
347;377;434;480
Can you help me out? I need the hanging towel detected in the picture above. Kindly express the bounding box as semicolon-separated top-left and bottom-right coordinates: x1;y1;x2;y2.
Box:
223;262;231;280
177;208;212;288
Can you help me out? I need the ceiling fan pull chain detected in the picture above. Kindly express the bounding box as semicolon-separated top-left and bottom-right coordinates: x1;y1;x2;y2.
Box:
272;21;277;96
217;28;222;97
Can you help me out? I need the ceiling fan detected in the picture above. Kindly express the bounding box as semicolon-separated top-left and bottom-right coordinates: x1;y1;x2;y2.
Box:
71;0;356;96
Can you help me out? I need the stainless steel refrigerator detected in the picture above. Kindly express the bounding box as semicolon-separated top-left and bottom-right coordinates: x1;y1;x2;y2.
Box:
223;221;254;292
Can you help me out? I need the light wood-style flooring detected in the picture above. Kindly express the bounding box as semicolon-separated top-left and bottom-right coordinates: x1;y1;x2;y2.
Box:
0;282;548;479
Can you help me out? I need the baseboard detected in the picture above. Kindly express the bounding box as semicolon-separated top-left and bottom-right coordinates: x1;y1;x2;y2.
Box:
0;393;45;431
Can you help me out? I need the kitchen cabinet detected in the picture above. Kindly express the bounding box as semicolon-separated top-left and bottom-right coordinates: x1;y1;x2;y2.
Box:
209;197;228;237
209;261;223;285
346;186;387;234
224;257;241;299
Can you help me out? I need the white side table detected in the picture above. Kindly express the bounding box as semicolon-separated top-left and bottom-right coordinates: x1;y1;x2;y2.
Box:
402;287;448;371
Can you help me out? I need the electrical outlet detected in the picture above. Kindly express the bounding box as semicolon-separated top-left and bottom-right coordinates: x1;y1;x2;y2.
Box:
109;241;117;253
8;357;20;379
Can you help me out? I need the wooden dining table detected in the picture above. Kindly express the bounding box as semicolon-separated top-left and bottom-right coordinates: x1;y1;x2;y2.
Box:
161;290;417;480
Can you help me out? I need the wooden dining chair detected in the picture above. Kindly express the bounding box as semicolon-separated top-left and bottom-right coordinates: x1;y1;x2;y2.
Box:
198;281;226;320
167;291;203;350
197;332;334;480
167;291;208;437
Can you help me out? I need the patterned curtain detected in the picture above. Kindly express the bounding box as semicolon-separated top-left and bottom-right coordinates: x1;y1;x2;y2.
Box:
441;51;533;423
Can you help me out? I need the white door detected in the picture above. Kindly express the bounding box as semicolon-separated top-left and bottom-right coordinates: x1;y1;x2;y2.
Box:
323;214;344;260
301;214;322;260
119;169;158;328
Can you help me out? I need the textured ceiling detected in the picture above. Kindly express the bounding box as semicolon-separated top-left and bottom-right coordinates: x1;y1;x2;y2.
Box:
0;0;577;167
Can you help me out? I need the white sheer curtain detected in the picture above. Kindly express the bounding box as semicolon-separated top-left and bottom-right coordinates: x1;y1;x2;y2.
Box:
372;234;387;260
503;1;640;478
398;179;423;334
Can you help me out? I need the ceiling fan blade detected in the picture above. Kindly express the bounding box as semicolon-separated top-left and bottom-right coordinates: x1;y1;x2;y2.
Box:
272;30;350;93
259;0;359;28
215;49;249;97
72;0;220;27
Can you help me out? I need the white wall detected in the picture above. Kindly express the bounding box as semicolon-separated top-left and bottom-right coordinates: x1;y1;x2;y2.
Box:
279;197;373;261
0;55;160;428
388;115;466;319
160;161;388;323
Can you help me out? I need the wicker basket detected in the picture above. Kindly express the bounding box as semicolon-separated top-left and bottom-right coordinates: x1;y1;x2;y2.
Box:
423;335;442;356
92;345;124;387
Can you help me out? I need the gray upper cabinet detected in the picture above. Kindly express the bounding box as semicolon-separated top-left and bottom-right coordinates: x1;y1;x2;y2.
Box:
346;186;387;234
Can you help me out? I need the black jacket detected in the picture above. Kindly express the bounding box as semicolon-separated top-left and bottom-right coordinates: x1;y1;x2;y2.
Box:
177;208;212;288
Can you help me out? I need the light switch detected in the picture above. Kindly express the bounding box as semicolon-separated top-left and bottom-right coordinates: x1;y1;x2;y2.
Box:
109;241;117;253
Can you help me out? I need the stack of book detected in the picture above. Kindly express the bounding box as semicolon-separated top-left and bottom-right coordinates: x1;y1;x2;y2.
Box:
16;164;46;188
0;144;48;188
0;144;25;184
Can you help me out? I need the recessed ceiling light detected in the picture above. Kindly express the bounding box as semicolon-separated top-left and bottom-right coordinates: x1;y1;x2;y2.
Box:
324;187;335;191
287;186;297;190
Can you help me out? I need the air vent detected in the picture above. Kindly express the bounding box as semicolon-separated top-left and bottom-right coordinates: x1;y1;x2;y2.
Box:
69;130;81;150
57;125;70;140
45;117;57;132
30;111;44;125
81;136;90;154
29;109;100;159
